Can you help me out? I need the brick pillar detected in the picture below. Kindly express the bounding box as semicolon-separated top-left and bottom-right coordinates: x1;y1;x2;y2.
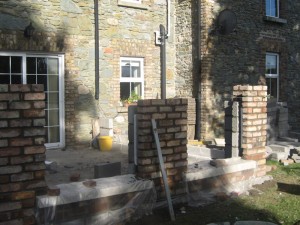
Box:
136;99;188;199
0;84;47;225
233;85;268;177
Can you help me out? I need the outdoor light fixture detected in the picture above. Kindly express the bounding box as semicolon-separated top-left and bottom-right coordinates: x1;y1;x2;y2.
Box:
24;22;35;38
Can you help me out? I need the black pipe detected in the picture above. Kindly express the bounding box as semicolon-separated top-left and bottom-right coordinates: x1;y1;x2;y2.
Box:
160;24;167;99
94;0;100;100
195;0;202;141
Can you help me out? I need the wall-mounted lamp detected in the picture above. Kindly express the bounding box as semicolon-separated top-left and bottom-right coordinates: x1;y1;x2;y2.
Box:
24;22;35;38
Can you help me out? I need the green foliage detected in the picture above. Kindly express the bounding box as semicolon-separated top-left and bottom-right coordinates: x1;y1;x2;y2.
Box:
122;91;141;104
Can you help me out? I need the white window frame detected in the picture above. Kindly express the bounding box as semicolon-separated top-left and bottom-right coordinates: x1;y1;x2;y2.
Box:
266;0;279;18
265;52;279;100
120;57;144;99
0;52;65;149
121;0;141;4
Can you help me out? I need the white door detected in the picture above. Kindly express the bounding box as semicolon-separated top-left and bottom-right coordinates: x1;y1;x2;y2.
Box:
0;53;65;149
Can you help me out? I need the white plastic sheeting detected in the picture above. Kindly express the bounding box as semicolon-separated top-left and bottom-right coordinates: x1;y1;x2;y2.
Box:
36;174;156;225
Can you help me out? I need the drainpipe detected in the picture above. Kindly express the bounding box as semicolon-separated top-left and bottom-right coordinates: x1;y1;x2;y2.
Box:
195;0;202;141
160;24;167;99
94;0;100;100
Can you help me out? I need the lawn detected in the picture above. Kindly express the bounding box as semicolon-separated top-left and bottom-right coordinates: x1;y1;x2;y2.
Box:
128;162;300;225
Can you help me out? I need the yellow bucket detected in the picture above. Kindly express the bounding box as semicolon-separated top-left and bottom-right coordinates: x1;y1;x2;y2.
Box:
98;136;113;151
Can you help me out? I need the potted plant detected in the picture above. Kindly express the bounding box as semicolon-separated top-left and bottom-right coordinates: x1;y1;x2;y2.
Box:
122;91;141;107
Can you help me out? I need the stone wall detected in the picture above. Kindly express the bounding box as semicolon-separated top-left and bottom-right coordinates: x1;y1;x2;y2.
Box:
0;0;177;147
136;99;188;199
198;0;300;140
0;84;47;225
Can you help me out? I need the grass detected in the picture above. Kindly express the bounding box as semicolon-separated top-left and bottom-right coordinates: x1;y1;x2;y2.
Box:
129;161;300;225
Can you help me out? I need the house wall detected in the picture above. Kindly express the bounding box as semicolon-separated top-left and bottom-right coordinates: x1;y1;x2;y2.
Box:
0;0;177;147
197;0;300;140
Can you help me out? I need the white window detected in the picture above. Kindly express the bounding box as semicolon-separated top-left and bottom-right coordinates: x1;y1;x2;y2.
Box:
120;57;144;100
122;0;141;3
265;53;279;100
266;0;279;17
0;53;65;149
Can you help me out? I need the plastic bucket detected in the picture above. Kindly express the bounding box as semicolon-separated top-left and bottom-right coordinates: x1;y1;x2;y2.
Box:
98;136;113;151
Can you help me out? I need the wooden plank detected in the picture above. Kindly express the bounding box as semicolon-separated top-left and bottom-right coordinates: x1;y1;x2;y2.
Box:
151;119;175;221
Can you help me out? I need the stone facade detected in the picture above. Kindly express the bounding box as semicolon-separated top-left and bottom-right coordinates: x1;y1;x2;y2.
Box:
0;84;47;225
0;0;176;148
1;0;300;148
195;0;300;140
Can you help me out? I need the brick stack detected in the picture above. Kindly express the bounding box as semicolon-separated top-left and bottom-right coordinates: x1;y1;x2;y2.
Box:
136;99;188;199
187;98;196;140
233;85;268;177
0;84;47;225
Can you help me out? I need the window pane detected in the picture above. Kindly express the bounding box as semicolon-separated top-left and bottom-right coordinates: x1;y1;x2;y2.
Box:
266;0;278;17
27;57;36;74
48;126;60;143
27;75;36;84
266;54;277;75
48;109;59;126
48;92;59;109
266;78;278;98
131;82;142;96
37;75;47;91
0;56;9;73
37;58;47;74
121;61;131;78
48;58;59;74
131;61;141;78
48;75;59;91
11;57;22;73
120;82;130;100
11;75;22;84
0;74;10;84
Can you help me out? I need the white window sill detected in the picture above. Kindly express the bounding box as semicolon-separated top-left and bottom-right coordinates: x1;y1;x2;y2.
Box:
264;16;287;24
118;0;148;10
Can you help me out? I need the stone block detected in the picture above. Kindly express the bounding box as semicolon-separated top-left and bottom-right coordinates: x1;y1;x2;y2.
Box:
94;162;121;178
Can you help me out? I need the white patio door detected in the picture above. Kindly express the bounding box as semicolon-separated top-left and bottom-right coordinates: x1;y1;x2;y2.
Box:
0;53;65;149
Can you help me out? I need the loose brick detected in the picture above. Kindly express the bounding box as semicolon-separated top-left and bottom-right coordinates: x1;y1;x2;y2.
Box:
0;147;21;157
24;163;45;171
24;146;45;155
0;84;8;92
0;183;22;193
0;166;22;175
9;138;33;147
0;93;20;101
24;93;45;101
9;119;32;127
11;191;35;201
0;175;9;184
34;154;46;162
34;137;46;145
0;202;22;212
33;101;45;109
0;121;8;128
31;84;44;92
10;84;31;92
0;129;21;138
9;102;31;110
0;111;20;119
34;171;45;179
33;119;46;127
24;128;46;137
23;180;47;190
0;158;8;166
10;156;34;165
23;109;45;118
174;119;187;125
11;173;34;182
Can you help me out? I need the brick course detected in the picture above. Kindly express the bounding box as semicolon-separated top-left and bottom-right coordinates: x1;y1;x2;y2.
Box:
0;85;46;225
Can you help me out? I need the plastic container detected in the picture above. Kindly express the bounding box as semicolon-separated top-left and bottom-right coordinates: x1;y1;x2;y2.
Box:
98;136;113;151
